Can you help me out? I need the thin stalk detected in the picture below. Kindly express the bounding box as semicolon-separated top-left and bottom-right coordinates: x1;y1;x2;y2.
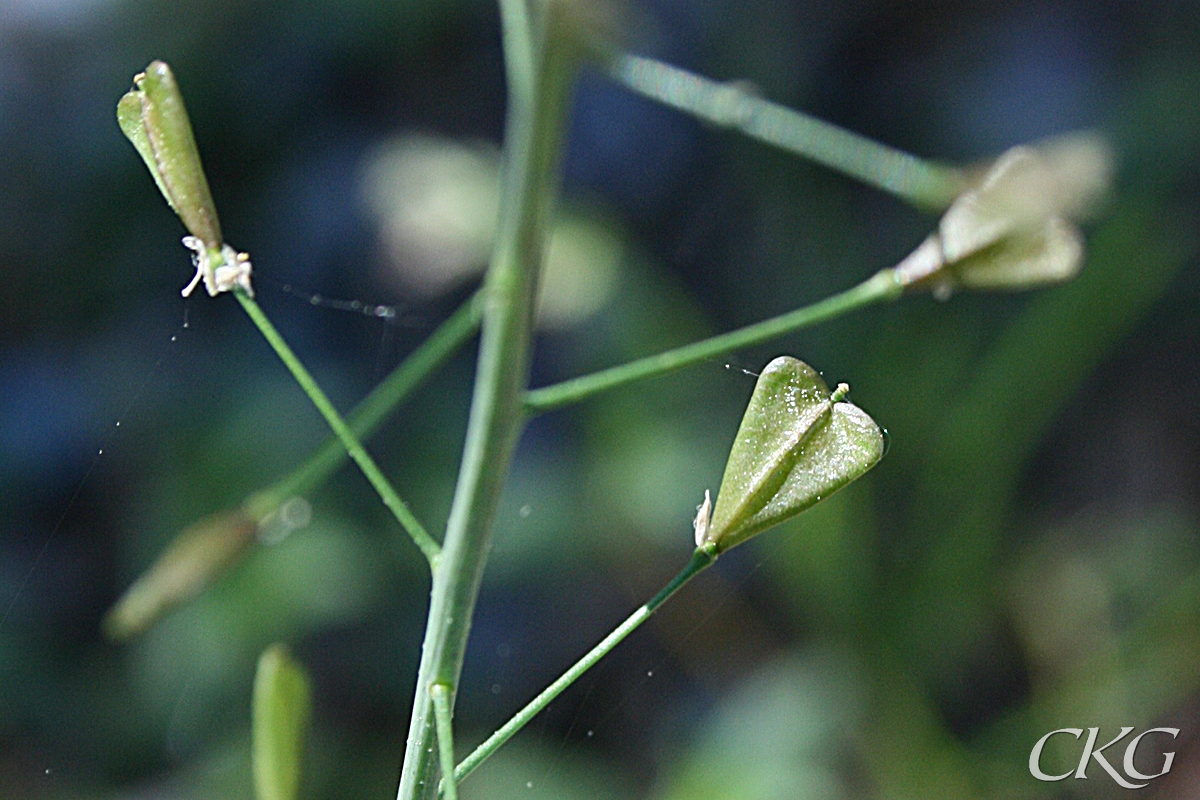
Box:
524;267;904;413
430;684;459;800
610;54;967;209
234;290;442;566
244;291;484;522
498;0;534;111
449;546;717;789
395;5;581;799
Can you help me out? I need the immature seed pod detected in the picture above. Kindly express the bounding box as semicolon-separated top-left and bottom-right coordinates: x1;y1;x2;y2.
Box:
895;132;1112;297
117;90;174;219
118;61;223;247
102;509;258;641
253;644;312;800
698;356;884;553
118;60;254;297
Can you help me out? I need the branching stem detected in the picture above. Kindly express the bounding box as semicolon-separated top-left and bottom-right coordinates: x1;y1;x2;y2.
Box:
448;546;717;790
234;290;442;566
395;4;582;798
243;291;483;525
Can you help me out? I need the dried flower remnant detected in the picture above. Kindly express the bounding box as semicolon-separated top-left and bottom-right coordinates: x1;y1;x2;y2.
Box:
692;489;712;547
181;236;254;298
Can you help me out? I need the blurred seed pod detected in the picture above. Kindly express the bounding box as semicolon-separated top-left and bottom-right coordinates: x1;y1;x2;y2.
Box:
253;644;312;800
895;132;1114;297
102;508;258;641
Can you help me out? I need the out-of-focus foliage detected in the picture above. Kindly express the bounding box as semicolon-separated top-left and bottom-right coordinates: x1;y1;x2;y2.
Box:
0;1;1197;800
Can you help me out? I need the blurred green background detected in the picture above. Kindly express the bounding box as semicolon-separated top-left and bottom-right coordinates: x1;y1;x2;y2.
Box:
1;1;1198;798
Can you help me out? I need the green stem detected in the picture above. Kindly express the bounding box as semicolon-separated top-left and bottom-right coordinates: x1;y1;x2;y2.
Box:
498;0;534;111
244;291;484;522
610;54;967;209
449;546;717;789
234;290;442;566
524;267;904;413
430;684;459;800
395;5;581;799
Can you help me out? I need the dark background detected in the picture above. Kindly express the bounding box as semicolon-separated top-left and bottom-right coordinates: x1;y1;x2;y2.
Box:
1;1;1198;798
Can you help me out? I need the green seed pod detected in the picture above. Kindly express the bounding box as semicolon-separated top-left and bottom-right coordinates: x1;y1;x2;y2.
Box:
117;90;174;217
253;644;312;800
118;61;254;297
118;60;223;247
697;356;884;553
895;132;1112;297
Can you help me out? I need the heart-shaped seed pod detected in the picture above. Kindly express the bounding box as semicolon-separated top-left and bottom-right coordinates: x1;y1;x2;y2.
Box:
698;356;884;553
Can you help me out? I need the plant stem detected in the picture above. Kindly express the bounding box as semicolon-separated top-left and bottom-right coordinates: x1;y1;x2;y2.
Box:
234;290;442;566
524;267;904;413
449;546;717;789
430;684;459;800
498;0;534;111
395;5;581;799
243;291;484;523
610;54;967;209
